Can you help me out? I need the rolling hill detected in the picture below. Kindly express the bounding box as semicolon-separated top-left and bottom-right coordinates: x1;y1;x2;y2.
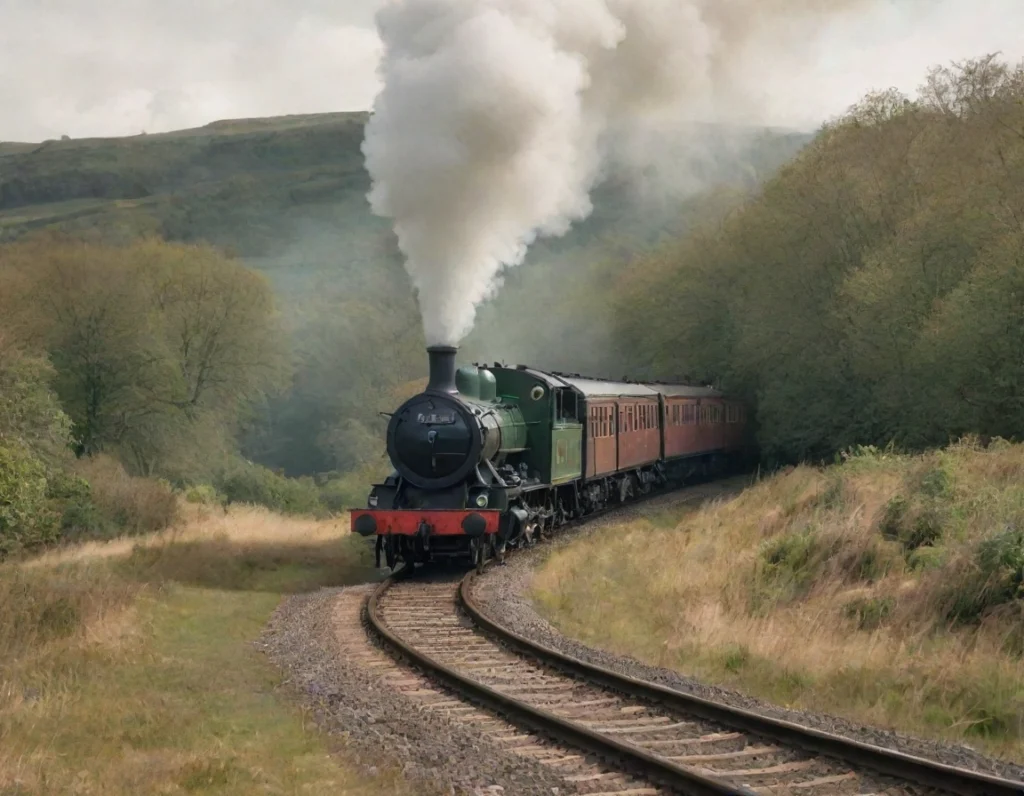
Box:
0;112;811;475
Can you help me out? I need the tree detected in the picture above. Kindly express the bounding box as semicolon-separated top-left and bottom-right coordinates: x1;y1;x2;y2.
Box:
0;235;288;477
609;55;1024;462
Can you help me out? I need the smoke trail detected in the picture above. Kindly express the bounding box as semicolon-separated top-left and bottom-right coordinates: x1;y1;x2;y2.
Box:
362;0;867;346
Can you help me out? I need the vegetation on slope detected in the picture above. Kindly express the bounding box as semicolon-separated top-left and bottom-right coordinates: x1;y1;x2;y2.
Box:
0;240;377;557
0;504;413;795
0;112;810;480
612;55;1024;462
533;438;1024;759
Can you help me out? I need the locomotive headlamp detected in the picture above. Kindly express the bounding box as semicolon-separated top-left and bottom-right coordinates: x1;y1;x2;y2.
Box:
475;493;489;508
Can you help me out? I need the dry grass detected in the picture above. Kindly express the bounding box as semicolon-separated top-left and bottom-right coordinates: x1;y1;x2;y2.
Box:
0;504;413;795
532;439;1024;761
74;454;180;535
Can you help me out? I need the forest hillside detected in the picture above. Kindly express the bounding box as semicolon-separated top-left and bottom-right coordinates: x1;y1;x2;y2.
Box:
609;55;1024;463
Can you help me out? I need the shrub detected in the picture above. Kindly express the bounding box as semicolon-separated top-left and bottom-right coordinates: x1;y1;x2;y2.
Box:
184;484;225;506
879;495;909;541
45;469;105;539
317;465;383;514
75;455;178;536
216;462;322;516
879;493;945;553
0;440;60;556
751;529;827;607
917;465;953;499
945;524;1024;624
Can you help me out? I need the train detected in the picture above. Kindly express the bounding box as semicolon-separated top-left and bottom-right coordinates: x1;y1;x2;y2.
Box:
350;346;753;571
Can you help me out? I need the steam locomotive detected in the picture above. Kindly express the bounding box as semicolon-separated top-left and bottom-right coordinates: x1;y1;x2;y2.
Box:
350;346;752;571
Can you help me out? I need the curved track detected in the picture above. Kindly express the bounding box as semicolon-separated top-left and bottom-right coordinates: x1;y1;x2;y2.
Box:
365;572;1024;796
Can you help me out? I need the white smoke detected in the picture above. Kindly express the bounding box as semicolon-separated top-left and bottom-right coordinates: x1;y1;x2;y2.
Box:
361;0;870;346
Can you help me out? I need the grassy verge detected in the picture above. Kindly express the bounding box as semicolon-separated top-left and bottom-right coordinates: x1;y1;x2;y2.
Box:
532;438;1024;761
1;504;415;794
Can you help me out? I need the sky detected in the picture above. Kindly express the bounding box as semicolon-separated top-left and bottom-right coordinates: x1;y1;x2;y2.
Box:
1;0;1022;143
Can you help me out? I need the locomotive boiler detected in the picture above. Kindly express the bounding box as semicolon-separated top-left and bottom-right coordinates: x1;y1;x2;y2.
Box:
351;347;752;571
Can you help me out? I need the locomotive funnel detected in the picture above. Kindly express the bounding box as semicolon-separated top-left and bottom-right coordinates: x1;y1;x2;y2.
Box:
426;345;458;394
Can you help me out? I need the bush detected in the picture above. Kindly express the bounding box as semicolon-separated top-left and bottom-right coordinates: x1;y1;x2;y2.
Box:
0;441;60;556
216;462;322;516
946;524;1024;624
317;464;384;514
184;484;225;506
751;529;829;607
75;455;178;536
45;470;105;539
879;493;945;553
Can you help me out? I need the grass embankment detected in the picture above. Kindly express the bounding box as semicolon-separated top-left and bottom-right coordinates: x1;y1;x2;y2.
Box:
1;505;413;795
533;439;1024;760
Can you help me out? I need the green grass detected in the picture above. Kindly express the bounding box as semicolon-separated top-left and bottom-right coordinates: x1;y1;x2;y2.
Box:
0;506;414;795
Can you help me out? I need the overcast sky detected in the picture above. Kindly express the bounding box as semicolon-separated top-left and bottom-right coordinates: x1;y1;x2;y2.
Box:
1;0;1022;143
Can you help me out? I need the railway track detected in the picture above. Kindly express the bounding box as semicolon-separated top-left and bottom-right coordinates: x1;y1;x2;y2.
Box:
364;572;1024;796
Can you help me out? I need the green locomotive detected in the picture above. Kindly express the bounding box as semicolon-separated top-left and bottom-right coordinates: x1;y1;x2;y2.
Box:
351;346;750;570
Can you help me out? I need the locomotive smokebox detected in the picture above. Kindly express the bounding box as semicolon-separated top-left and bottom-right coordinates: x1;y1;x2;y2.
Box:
426;345;458;394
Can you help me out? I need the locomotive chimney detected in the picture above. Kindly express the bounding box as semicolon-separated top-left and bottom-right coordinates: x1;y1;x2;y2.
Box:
426;345;458;394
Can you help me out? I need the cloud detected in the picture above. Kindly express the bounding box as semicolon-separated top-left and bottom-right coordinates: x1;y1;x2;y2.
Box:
751;0;1024;128
0;0;383;141
0;0;1020;143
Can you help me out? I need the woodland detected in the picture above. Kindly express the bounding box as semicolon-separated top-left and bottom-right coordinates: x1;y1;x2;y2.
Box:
0;55;1020;553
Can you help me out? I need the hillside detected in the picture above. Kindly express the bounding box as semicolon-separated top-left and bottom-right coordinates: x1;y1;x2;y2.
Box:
0;113;372;258
533;438;1024;761
0;112;811;477
607;55;1024;463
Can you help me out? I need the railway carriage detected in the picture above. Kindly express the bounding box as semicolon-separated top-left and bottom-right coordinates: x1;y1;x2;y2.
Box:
351;347;752;570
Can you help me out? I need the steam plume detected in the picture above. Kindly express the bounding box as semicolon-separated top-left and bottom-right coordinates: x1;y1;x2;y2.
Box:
362;0;867;346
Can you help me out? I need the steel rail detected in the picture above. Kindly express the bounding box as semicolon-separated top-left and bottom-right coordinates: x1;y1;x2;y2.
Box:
460;571;1024;796
366;574;759;796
